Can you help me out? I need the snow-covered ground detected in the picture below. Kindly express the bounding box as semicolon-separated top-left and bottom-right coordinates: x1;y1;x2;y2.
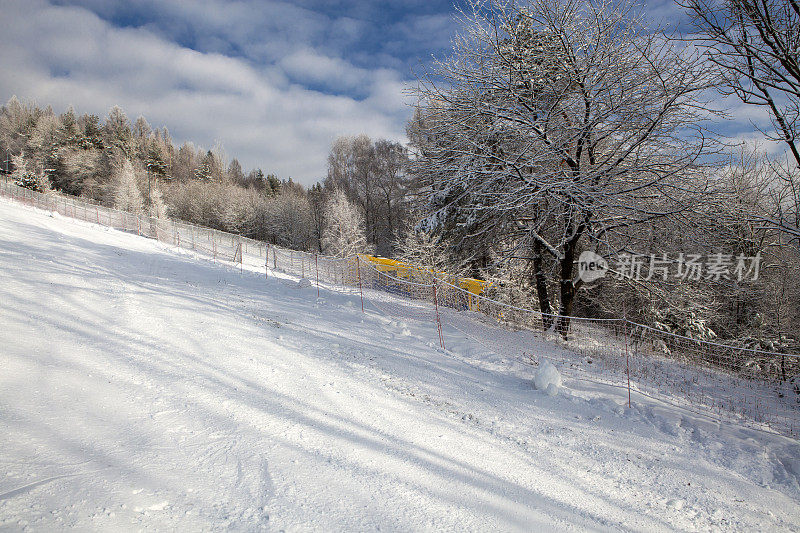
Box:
1;196;799;532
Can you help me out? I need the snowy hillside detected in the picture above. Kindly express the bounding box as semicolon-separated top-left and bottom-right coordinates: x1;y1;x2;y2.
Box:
1;197;800;531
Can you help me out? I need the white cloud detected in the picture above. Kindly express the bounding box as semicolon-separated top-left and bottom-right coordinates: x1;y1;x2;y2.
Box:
0;0;412;185
728;132;788;157
279;49;371;93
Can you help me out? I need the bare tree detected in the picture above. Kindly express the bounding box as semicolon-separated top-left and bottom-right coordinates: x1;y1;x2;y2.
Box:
57;147;105;200
271;189;314;251
172;143;198;182
104;106;132;156
133;115;152;160
374;139;410;256
410;0;715;336
683;0;800;242
227;158;244;184
326;135;410;256
326;135;377;243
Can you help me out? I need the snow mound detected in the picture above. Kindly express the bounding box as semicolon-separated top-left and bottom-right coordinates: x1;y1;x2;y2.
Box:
296;278;312;289
534;360;562;396
666;499;685;510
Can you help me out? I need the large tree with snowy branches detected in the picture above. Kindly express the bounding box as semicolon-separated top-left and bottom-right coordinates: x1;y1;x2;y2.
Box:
409;0;715;336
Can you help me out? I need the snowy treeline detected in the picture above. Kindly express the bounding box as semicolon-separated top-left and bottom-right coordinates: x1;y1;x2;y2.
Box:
0;98;410;254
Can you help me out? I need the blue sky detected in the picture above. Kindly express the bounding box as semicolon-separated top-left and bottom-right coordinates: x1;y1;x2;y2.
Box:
0;0;776;185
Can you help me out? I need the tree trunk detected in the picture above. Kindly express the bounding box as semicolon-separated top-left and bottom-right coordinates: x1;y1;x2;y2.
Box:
531;240;553;330
557;232;581;339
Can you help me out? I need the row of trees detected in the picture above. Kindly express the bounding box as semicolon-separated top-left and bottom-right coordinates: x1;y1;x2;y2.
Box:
0;97;411;258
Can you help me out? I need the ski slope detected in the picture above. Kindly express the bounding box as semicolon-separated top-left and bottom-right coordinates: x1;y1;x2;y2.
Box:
1;196;799;531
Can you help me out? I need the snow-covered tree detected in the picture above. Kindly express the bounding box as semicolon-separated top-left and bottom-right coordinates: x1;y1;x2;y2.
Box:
11;153;48;192
227;158;244;184
194;150;224;182
325;135;410;256
272;189;314;250
172;142;198;182
104;106;132;156
148;184;168;219
0;96;36;158
322;188;368;258
395;215;463;283
113;158;144;213
410;0;715;336
78;113;104;150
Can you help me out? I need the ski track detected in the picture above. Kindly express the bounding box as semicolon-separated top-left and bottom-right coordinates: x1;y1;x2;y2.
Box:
1;197;799;532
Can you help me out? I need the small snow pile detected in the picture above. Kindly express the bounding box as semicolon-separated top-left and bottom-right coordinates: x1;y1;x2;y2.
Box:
666;499;685;511
296;278;312;289
534;360;562;396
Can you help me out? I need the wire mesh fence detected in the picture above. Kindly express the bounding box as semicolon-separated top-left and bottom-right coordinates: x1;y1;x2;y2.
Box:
3;177;799;438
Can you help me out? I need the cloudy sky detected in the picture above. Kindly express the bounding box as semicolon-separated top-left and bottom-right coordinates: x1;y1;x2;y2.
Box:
0;0;774;185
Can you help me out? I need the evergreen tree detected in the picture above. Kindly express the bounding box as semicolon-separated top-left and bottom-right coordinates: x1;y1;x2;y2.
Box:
104;106;132;156
11;153;47;192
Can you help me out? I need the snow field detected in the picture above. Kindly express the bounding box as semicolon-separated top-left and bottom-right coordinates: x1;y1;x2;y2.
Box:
1;197;800;531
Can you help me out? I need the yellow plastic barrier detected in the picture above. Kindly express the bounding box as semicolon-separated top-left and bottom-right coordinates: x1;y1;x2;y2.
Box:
459;277;488;311
361;255;489;310
361;255;410;277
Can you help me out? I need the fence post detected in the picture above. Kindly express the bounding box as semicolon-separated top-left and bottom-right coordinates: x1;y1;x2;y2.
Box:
433;280;445;350
265;244;270;280
315;253;320;298
356;256;364;313
624;303;631;409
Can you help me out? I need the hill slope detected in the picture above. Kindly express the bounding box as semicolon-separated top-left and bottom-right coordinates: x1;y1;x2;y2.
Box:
1;197;799;531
